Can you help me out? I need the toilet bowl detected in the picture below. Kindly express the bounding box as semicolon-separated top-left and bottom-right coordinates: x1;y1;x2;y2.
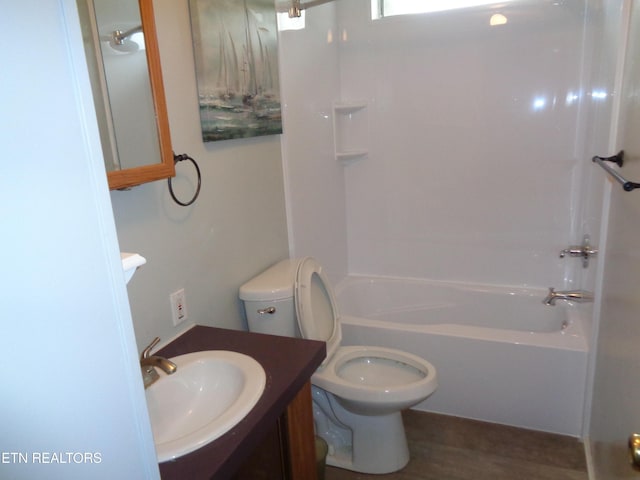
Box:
239;257;437;474
313;345;436;415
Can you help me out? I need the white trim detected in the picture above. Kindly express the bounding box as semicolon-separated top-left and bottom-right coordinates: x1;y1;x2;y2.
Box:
582;436;596;480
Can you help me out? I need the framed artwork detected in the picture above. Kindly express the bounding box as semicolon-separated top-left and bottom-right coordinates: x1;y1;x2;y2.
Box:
189;0;282;142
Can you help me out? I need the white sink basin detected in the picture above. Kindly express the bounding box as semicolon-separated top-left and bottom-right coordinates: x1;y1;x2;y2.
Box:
145;350;266;462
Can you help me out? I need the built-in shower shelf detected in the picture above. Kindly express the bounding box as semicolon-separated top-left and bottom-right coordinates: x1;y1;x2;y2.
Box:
334;102;367;113
336;150;369;161
333;101;368;161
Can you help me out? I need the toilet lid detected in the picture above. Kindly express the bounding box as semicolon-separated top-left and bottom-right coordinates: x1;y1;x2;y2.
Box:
294;257;341;364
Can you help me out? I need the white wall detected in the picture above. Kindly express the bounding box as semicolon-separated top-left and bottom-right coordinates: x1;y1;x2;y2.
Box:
1;1;158;478
588;2;640;477
110;0;290;351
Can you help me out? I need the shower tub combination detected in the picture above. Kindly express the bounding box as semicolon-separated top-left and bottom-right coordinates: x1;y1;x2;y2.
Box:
334;275;589;437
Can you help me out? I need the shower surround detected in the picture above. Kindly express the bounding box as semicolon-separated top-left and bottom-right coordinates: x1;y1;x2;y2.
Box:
278;0;615;436
280;0;607;285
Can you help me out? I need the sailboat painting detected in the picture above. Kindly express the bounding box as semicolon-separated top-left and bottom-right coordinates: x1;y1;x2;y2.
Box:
189;0;282;142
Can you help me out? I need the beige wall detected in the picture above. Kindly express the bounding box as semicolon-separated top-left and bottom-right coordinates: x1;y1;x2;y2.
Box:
111;0;289;351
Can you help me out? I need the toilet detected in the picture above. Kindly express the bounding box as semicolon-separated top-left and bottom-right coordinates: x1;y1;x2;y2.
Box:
239;257;437;474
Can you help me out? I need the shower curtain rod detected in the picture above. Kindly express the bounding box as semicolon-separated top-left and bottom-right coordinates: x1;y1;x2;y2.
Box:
283;0;335;17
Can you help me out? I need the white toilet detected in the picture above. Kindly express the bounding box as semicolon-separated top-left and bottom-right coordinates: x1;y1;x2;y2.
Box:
239;257;438;474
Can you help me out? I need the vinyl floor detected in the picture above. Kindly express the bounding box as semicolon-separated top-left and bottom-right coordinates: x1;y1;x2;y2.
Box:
324;410;589;480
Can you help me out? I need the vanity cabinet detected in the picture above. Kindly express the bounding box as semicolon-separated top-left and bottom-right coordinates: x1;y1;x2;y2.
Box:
157;326;325;480
232;420;286;480
233;382;316;480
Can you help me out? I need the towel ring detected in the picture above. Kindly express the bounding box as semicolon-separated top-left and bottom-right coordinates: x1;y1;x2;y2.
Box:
168;153;201;206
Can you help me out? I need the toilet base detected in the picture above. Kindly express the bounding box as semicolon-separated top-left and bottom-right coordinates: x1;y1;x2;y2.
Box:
317;389;410;474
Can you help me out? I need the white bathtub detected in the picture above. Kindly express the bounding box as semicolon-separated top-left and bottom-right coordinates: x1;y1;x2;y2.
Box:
335;275;589;437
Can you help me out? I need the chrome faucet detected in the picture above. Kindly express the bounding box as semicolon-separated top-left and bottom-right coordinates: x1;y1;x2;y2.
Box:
559;234;598;268
543;287;594;306
140;337;177;389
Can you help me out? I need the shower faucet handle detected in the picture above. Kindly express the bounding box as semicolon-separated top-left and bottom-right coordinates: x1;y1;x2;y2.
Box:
559;235;598;268
559;247;584;258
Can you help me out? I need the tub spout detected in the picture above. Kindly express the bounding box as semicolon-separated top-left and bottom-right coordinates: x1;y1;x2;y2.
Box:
543;287;594;306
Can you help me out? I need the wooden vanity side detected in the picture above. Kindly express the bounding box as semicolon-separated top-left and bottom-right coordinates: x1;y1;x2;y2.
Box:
283;381;317;480
233;381;317;480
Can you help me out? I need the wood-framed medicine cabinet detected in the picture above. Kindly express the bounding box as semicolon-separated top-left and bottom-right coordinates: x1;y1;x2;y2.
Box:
77;0;175;190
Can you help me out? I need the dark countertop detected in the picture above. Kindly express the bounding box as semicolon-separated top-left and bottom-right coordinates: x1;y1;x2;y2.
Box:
156;325;326;480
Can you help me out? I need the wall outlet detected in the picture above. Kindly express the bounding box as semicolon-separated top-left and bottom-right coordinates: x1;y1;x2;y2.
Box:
170;288;188;326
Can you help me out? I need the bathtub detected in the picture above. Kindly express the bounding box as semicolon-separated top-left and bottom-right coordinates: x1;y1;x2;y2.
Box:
334;275;589;437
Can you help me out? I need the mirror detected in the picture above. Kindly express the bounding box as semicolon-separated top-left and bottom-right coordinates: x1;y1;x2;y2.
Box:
77;0;175;190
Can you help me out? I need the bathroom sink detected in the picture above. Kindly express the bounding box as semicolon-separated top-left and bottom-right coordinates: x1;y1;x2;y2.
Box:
145;350;266;462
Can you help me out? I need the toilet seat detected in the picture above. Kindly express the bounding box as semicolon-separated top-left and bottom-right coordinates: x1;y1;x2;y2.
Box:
294;257;341;366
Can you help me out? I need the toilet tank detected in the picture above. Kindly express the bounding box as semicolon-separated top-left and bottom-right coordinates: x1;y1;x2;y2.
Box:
239;259;301;338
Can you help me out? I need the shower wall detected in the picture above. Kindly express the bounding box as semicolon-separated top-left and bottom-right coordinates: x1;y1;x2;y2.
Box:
280;0;610;289
341;0;591;287
278;3;347;282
